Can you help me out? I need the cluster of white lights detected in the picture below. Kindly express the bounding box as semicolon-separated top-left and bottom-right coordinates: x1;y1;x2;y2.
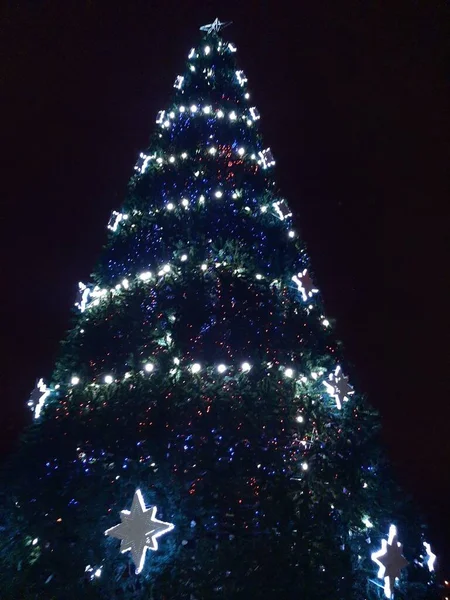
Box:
133;144;268;176
33;362;348;420
155;104;260;130
85;565;102;580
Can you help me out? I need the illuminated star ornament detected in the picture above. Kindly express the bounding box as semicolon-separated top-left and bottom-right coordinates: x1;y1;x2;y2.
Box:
199;18;232;34
292;269;319;302
27;378;51;419
105;490;174;574
323;365;354;409
371;525;409;598
423;541;436;572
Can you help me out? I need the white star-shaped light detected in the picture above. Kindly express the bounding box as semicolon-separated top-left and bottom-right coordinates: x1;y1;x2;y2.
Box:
27;378;51;419
372;525;409;598
323;366;354;409
292;269;319;302
199;18;232;34
105;490;174;574
423;541;436;572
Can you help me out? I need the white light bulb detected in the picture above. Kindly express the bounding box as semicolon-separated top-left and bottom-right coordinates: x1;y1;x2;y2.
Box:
217;364;227;374
94;568;102;578
190;104;198;113
247;119;253;126
169;111;175;119
32;538;38;545
203;105;211;114
199;195;205;203
173;357;180;365
169;156;175;163
214;190;223;198
191;363;201;374
296;415;304;423
204;45;210;55
124;372;131;379
208;147;216;155
181;152;187;159
241;362;252;372
122;278;129;289
156;157;163;164
104;375;113;384
163;120;170;127
301;462;308;471
167;202;174;211
229;111;237;121
179;105;185;113
285;368;294;378
71;376;80;385
288;230;295;238
180;254;188;261
217;110;224;118
139;271;152;281
238;147;245;156
163;264;171;273
181;198;189;207
200;264;207;271
244;92;250;99
256;274;263;280
260;206;267;213
144;363;154;373
323;319;330;327
190;65;195;72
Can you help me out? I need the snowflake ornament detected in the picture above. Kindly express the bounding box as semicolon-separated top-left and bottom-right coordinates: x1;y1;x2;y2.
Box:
323;366;354;409
105;490;174;574
371;525;409;598
292;269;319;302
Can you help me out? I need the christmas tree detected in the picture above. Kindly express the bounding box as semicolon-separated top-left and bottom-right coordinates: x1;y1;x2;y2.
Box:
0;18;439;600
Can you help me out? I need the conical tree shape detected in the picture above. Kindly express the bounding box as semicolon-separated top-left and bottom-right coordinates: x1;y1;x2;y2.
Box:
0;21;438;600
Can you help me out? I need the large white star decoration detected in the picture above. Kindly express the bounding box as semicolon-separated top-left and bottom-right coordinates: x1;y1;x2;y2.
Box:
371;524;409;598
27;378;51;419
423;541;436;572
199;18;232;34
323;366;354;410
105;490;174;574
292;269;319;302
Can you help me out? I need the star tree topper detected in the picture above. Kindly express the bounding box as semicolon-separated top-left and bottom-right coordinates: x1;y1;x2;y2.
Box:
371;525;409;598
105;489;174;574
199;18;232;34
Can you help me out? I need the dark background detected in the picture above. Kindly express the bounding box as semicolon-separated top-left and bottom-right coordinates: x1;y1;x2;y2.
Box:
1;0;449;576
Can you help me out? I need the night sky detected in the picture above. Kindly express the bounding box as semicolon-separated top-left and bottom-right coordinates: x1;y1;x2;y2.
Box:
1;0;449;574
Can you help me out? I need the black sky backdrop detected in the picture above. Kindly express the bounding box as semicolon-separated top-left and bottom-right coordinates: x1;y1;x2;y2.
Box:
1;0;449;575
